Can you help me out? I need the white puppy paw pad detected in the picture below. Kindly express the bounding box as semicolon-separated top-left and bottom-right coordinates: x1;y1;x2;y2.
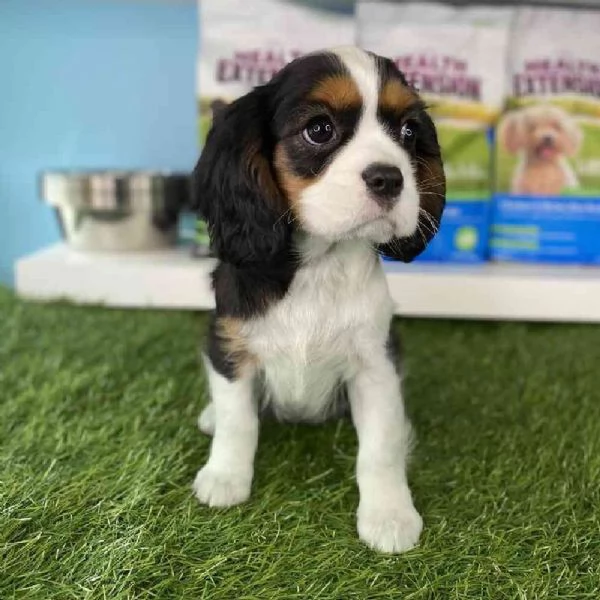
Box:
358;505;423;554
192;467;251;508
197;404;215;436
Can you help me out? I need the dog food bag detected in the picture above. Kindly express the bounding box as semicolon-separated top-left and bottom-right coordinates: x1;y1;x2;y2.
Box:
491;6;600;264
197;0;355;147
358;1;513;262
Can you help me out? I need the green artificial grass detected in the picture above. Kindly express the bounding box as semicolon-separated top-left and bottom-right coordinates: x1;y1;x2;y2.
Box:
1;286;599;599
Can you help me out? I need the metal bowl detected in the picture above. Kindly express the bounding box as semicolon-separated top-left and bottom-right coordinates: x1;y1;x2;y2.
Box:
41;170;190;252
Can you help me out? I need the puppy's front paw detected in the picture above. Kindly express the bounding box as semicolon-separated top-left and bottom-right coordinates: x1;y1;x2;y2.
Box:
357;502;423;554
192;466;252;508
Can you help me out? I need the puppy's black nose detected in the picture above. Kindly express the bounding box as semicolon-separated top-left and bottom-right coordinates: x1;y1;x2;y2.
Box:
541;135;555;147
362;163;404;206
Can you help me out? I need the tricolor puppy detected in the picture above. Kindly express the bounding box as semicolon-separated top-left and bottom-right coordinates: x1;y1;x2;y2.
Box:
191;47;445;554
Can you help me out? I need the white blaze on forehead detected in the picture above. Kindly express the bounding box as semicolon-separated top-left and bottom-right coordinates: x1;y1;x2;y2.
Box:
332;46;380;114
331;46;416;174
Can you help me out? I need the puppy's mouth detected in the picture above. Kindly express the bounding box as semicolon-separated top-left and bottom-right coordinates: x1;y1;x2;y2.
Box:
347;216;395;240
535;139;558;160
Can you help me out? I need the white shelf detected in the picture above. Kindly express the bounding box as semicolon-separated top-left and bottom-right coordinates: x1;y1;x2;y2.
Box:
16;244;217;311
15;243;600;322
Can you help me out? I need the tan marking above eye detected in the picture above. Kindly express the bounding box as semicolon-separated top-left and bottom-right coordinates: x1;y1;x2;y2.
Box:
308;75;362;111
379;79;419;114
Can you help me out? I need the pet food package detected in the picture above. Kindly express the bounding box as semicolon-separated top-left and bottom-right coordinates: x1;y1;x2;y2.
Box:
491;7;600;264
358;1;513;262
197;0;355;146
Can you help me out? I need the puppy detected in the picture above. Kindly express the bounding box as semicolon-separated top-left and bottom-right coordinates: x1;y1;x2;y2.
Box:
191;47;445;554
209;98;228;125
499;104;582;196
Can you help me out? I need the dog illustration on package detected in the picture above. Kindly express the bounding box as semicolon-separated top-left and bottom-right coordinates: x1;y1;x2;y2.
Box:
491;7;600;264
499;104;582;196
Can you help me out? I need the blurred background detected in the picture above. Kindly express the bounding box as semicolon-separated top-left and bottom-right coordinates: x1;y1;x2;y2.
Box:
0;0;197;285
3;0;600;320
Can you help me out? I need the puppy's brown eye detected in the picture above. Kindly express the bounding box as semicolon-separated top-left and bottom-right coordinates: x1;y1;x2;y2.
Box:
303;116;335;145
400;121;417;144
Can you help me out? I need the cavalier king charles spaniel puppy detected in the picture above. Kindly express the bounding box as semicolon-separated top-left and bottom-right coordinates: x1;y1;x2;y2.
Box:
191;47;445;554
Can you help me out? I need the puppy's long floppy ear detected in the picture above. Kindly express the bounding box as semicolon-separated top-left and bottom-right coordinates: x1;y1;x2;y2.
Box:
499;111;525;154
192;88;291;267
379;111;446;263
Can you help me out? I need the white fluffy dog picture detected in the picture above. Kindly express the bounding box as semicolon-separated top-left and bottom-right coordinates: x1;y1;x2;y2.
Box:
499;104;582;196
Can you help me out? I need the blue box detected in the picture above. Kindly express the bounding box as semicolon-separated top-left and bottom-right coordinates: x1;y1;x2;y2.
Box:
490;195;600;264
413;125;494;263
416;197;490;263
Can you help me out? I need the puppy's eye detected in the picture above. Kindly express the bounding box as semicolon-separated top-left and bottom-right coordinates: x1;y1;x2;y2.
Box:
400;121;417;145
302;116;335;145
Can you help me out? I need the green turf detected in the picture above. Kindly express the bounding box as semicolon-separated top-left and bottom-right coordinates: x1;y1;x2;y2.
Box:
1;286;599;599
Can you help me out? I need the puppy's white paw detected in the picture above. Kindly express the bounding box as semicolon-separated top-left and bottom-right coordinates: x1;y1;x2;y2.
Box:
357;502;423;554
197;403;215;436
193;466;252;508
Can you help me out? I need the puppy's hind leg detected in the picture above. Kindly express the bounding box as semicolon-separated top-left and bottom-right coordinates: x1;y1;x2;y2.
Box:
193;356;259;507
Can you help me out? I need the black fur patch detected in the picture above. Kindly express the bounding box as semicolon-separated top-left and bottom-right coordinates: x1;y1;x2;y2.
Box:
372;53;410;89
192;87;292;269
211;261;296;320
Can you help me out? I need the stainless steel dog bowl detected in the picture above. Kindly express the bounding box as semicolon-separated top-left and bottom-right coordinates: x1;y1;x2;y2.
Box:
41;171;190;252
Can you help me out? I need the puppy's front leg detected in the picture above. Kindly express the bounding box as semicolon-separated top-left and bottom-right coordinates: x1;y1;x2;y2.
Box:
349;351;422;553
193;357;258;507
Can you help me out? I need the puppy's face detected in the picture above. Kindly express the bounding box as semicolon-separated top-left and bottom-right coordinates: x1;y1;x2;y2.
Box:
193;47;445;266
501;105;582;161
273;47;445;243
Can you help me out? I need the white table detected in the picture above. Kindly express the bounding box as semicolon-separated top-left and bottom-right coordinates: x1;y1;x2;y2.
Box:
15;243;600;322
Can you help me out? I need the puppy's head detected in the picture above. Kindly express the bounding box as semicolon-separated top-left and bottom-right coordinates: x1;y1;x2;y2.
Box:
500;104;582;161
193;47;446;266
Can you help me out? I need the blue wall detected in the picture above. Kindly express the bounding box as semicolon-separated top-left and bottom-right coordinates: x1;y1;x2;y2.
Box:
0;0;198;285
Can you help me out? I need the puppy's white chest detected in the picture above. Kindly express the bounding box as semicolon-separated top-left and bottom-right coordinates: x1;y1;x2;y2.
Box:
245;242;393;421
